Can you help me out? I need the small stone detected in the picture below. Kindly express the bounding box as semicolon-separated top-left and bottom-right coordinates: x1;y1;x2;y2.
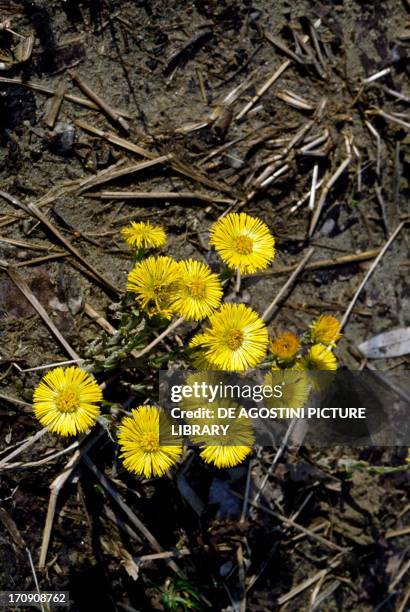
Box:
50;122;75;154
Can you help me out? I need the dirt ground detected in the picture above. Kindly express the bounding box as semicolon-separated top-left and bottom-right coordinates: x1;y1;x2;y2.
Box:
0;1;409;610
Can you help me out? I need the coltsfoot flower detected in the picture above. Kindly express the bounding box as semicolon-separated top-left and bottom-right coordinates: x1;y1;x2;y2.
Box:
297;344;338;371
264;369;310;410
189;404;254;468
200;444;252;468
118;406;182;478
309;314;342;346
33;366;102;436
210;212;275;274
126;255;181;319
200;304;269;371
173;259;222;321
271;331;300;363
121;221;166;250
188;333;219;370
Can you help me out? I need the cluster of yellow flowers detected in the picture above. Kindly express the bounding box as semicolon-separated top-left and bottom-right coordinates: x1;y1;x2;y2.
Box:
124;212;274;324
32;367;253;476
270;314;342;372
32;212;343;478
32;367;179;477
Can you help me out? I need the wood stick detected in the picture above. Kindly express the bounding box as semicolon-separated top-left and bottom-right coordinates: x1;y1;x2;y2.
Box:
1;264;80;361
0;235;62;252
86;190;234;204
236;19;321;120
75;120;234;196
340;222;405;330
365;120;381;177
15;253;68;267
0;428;48;470
131;317;185;360
236;60;291;120
245;497;346;553
44;81;66;129
69;70;129;132
309;163;319;211
82;454;181;574
2;440;79;471
309;155;351;236
250;249;380;277
27;549;46;612
374;109;410;130
264;31;304;64
77;155;173;193
262;248;315;322
17;359;84;373
39;432;103;568
0;76;132;117
0;191;120;294
83;302;117;335
27;201;120;294
277;553;344;605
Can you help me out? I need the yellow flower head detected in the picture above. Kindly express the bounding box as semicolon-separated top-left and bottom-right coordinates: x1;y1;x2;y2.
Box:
33;366;102;436
121;221;166;250
309;314;342;346
189;404;254;468
182;371;224;408
126;255;180;319
264;369;310;411
297;344;338;371
188;333;218;370
271;331;299;362
173;259;223;321
118;405;182;478
200;444;252;468
210;212;275;274
201;304;269;371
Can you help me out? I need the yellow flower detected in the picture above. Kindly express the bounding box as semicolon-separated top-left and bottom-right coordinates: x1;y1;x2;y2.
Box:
118;406;182;478
33;366;102;436
126;255;180;319
210;212;275;273
200;444;251;468
309;314;342;346
264;369;310;411
173;259;223;321
271;331;299;362
201;304;269;372
182;371;224;408
188;334;218;370
189;404;254;468
406;449;410;463
121;221;166;250
297;344;338;371
189;333;207;349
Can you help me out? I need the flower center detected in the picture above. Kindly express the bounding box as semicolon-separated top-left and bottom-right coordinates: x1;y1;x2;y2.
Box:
234;235;253;255
188;280;206;299
140;432;160;453
153;282;167;297
281;339;293;352
227;329;244;350
55;388;79;413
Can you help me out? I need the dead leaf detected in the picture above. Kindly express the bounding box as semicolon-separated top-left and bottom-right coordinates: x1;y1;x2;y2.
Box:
358;327;410;359
0;507;26;548
120;549;140;581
